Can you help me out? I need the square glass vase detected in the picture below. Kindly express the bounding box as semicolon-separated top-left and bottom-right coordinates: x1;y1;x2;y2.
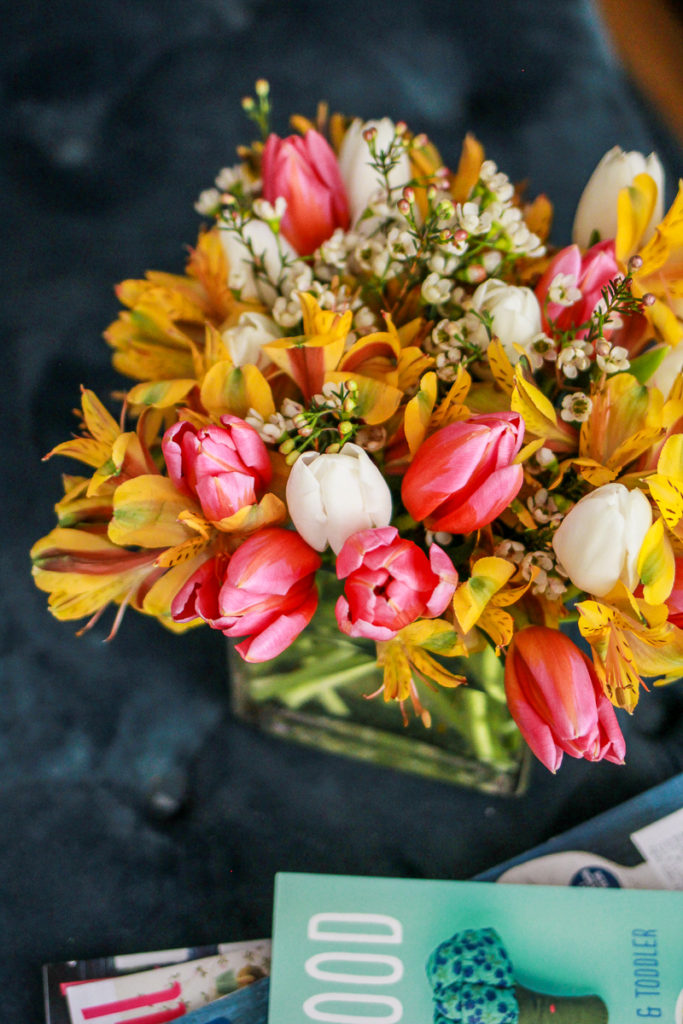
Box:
229;575;530;795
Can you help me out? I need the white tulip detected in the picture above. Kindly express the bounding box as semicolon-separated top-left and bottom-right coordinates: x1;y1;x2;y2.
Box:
552;483;652;597
470;279;542;362
219;219;296;303
572;146;664;249
338;118;411;224
286;443;392;554
222;312;281;368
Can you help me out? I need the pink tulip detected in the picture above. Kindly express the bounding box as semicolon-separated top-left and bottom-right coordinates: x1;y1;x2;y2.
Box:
535;240;620;337
171;553;227;625
261;130;350;255
401;412;525;535
335;527;458;641
504;626;626;772
162;415;272;523
172;528;321;662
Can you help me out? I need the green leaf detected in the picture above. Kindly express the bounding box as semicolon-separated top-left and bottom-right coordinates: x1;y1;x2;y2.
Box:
628;344;668;385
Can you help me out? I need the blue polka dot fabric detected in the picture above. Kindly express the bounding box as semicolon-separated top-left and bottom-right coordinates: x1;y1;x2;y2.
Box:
426;927;519;1023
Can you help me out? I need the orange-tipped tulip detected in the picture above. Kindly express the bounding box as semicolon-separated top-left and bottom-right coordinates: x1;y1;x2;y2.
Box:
172;528;321;662
504;626;626;772
401;412;524;534
261;130;350;255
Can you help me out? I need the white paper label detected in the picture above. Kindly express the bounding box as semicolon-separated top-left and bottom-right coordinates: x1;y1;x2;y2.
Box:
630;806;683;889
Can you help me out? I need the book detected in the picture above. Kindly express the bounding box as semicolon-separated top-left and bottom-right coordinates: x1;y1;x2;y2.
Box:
44;939;270;1024
44;944;235;1024
476;772;683;887
171;976;270;1024
269;871;683;1023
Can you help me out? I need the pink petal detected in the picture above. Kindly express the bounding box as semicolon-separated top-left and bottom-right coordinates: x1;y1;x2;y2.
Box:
235;588;319;662
428;463;523;533
335;527;398;579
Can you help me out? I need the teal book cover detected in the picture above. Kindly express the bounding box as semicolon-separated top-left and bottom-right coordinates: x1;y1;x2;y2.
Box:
269;873;683;1024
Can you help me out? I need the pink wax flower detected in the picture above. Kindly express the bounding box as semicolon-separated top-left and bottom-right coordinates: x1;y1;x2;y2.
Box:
162;415;272;523
261;130;350;255
504;626;626;772
335;526;458;641
535;240;620;337
401;412;525;535
172;528;321;662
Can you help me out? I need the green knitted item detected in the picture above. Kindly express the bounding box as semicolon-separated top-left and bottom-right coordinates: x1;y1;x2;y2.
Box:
426;927;608;1024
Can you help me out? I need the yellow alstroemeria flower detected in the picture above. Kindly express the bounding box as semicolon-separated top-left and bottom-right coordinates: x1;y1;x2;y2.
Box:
452;556;541;651
374;619;466;725
577;589;683;712
264;294;405;424
105;228;264;383
572;372;665;487
616;174;683;347
648;432;683;543
403;368;472;457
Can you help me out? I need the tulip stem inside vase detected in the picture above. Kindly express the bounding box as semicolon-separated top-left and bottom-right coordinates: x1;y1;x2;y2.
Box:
229;575;530;794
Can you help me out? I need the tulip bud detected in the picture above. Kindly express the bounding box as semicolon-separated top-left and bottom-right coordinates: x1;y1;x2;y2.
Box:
470;279;542;360
402;412;525;535
172;530;321;662
338;118;412;224
535;241;620;338
552;482;652;597
572;146;664;248
221;312;282;368
261;130;350;256
286;443;392;554
505;626;626;772
162;415;272;524
335;527;458;641
220;218;296;303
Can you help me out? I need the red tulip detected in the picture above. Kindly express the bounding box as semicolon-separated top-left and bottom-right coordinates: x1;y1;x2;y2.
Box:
335;527;458;641
261;130;350;255
162;415;272;523
535;240;620;337
172;529;321;662
504;626;626;772
401;412;525;534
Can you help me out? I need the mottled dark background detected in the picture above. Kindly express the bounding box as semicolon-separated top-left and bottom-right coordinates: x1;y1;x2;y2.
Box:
2;1;683;1019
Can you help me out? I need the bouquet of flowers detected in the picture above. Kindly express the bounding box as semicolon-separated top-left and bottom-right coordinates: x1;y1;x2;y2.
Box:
32;81;683;774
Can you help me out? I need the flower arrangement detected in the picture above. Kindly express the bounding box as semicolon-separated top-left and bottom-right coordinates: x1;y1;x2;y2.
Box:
32;82;683;774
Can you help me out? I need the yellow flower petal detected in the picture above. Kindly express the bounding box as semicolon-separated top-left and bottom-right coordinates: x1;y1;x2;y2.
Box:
616;172;659;263
486;339;514;394
127;379;197;409
452;557;516;634
404;372;437;455
200;361;275;420
637;518;675;604
109;476;197;548
511;366;576;450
